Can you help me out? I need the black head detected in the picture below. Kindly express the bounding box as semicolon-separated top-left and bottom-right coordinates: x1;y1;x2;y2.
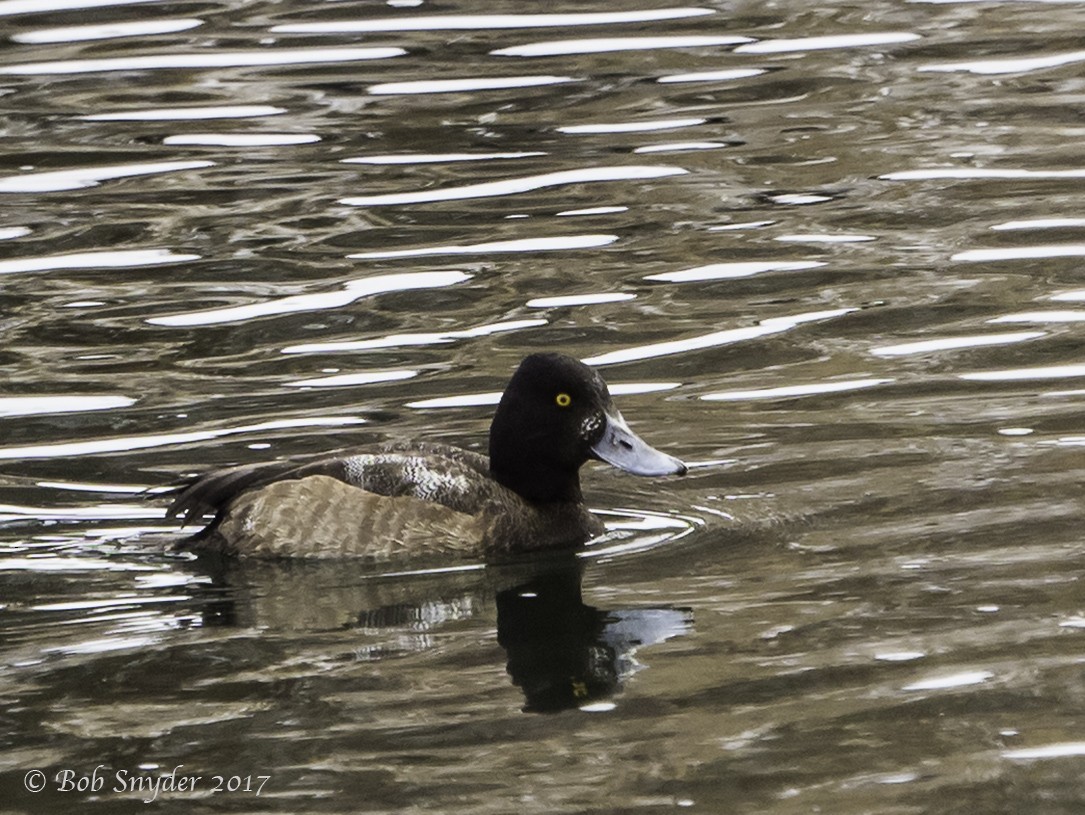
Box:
488;353;685;503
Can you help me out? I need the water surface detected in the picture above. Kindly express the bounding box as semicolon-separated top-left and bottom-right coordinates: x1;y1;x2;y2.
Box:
3;1;1085;812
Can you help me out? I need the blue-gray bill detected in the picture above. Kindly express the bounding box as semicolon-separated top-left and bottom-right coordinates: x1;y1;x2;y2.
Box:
590;411;687;477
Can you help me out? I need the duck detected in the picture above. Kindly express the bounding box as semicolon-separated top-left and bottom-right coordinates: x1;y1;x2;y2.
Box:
164;352;686;560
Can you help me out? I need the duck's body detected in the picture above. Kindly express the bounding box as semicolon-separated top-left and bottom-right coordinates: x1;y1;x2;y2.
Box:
165;353;684;560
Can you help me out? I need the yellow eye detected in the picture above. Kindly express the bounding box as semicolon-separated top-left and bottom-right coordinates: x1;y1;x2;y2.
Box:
555;392;572;408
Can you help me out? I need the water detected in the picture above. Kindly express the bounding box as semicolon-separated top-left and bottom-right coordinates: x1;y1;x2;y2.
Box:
3;0;1085;811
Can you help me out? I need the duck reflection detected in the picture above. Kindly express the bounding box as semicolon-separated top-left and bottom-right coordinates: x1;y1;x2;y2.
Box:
186;554;691;712
496;562;691;712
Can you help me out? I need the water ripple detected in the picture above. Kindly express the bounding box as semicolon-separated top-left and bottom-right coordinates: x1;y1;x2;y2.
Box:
0;395;136;418
658;68;766;83
702;378;892;402
339;165;686;206
871;332;1044;356
559;118;706;134
583;308;856;366
0;161;214;193
882;168;1085;181
735;33;920;54
921;50;1085;75
0;0;157;13
273;9;714;34
0;249;198;275
0;417;367;461
0;46;405;75
146;271;470;328
285;369;419;390
991;218;1085;231
343;151;544;165
492;36;753;58
163;133;320;147
83;105;285;121
645;260;825;283
13;18;203;43
349;234;618;260
953;244;1085;262
282;318;546;355
527;293;636;308
368;75;576;95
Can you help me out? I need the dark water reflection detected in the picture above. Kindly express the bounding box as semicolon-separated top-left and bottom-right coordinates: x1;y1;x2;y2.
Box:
5;0;1085;811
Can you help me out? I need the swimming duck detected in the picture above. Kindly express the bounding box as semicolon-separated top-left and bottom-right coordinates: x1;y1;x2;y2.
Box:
165;352;685;560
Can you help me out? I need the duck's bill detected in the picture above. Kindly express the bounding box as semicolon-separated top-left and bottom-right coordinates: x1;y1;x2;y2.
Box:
591;411;687;477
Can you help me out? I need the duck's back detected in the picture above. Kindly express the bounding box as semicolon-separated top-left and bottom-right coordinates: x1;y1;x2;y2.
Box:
167;442;602;559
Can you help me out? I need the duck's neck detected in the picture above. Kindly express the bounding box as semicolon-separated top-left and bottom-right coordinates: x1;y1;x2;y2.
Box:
489;459;584;505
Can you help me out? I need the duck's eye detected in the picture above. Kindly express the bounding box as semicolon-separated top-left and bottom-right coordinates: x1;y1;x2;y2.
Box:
555;392;572;408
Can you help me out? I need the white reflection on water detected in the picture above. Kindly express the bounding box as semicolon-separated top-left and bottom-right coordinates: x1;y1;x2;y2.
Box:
13;18;203;43
37;480;154;494
557;206;628;217
0;0;156;13
702;378;891;401
960;364;1085;382
340;165;686;206
870;331;1044;356
1004;743;1085;761
559;118;705;134
989;311;1085;323
769;192;833;205
147;271;471;327
527;293;636;308
285;369;418;389
901;670;994;691
645;260;824;283
493;36;753;58
775;233;875;243
407;382;680;409
0;557;158;572
1051;290;1085;302
344;152;544;165
83;105;285;121
874;651;926;662
953;244;1085;262
921;50;1085;75
883;168;1085;181
0;248;198;275
0;161;214;193
282;318;546;355
735;33;920;54
164;134;320;147
0;47;406;75
349;234;617;260
0;226;31;240
272;9;715;33
658;68;766;83
582;308;856;366
369;76;575;95
0;417;366;461
0;395;136;417
991;217;1085;231
0;502;164;521
634;142;728;154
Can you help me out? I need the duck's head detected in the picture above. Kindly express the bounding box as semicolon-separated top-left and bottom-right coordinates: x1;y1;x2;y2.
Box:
489;352;686;503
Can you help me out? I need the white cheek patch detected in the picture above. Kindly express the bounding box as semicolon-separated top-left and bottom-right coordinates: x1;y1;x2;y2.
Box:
580;414;604;441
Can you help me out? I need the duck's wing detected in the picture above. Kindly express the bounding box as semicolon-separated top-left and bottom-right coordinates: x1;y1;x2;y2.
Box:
164;443;494;526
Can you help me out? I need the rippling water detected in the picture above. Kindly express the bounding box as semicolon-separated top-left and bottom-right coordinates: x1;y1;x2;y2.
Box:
4;0;1085;812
